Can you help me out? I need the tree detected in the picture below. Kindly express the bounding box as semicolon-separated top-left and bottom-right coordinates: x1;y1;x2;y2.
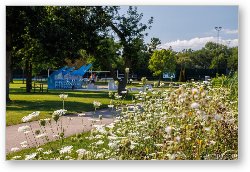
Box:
148;49;176;86
176;49;193;82
227;47;238;73
6;6;113;96
97;6;153;93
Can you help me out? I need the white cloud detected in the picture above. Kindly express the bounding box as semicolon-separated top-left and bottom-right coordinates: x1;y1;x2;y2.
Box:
159;37;238;52
222;29;238;34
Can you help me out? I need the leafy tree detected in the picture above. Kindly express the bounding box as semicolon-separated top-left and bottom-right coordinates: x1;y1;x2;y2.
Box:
227;47;238;73
176;49;193;82
148;49;176;85
96;6;153;93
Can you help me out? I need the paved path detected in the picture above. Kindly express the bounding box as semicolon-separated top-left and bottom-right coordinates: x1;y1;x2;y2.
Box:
6;108;117;153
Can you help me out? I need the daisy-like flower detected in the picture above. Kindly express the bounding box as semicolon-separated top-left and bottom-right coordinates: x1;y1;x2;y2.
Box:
191;102;200;109
76;149;87;155
165;126;172;134
11;147;20;152
78;113;86;117
59;94;68;100
36;133;47;139
18;125;31;133
93;101;102;108
22;111;40;123
53;109;67;116
43;150;52;155
108;104;114;108
121;90;127;94
25;153;37;160
59;146;73;154
214;114;222;121
11;156;22;160
96;140;104;145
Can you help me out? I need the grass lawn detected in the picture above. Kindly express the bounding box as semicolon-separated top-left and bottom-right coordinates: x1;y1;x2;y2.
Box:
6;80;133;126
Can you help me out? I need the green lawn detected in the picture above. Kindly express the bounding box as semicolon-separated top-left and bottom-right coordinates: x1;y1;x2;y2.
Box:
6;80;133;126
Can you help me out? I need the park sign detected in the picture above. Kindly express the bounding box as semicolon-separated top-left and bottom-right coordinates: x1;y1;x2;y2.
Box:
163;72;175;79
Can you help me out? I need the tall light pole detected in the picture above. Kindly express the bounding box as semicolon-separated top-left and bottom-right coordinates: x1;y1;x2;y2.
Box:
215;26;222;73
215;26;222;45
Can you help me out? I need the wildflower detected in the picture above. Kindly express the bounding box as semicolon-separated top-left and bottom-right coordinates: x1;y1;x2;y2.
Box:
11;156;22;160
43;150;52;155
76;149;87;155
21;116;32;123
214;114;222;121
11;147;20;152
78;113;86;117
18;125;31;133
37;148;43;152
165;126;172;134
59;146;73;154
130;144;135;150
25;153;37;160
53;134;59;138
93;101;101;108
59;94;68;100
36;133;47;139
96;140;104;145
108;104;114;108
53;109;67;116
192;88;199;95
191;102;200;109
154;144;163;147
20;141;28;147
121;90;127;94
175;136;181;142
96;153;104;159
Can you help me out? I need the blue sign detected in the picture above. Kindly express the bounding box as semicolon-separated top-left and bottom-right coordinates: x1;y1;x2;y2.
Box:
163;73;175;79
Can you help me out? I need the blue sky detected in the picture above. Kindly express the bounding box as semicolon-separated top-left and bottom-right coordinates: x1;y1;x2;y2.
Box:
120;6;238;51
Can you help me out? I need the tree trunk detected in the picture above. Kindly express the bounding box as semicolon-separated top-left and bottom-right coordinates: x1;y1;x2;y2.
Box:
25;59;32;93
158;75;161;87
6;30;11;102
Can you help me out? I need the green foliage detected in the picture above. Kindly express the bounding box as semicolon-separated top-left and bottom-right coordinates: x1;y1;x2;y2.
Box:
211;72;238;100
148;49;176;76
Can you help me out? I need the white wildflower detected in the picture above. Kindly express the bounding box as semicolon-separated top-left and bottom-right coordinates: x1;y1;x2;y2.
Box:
11;156;21;160
76;149;87;155
96;140;104;145
37;148;43;152
25;153;37;160
78;113;86;117
93;101;101;108
11;147;20;152
191;102;200;109
18;125;31;133
60;146;73;154
43;150;52;155
108;104;114;108
214;114;222;121
59;94;68;100
53;109;67;116
165;126;172;134
36;133;47;139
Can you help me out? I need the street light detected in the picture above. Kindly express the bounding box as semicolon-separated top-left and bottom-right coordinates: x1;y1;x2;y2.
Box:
215;26;222;73
215;26;222;45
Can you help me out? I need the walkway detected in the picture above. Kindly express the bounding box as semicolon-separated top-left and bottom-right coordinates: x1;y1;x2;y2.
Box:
6;108;116;153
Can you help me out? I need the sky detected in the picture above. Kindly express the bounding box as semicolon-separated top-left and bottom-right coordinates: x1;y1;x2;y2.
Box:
120;6;238;51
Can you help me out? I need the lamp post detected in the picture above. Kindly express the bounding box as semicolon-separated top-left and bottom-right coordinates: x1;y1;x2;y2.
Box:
215;26;222;73
125;68;129;84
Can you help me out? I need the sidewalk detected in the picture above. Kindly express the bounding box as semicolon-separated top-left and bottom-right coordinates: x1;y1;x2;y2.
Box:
6;108;116;153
